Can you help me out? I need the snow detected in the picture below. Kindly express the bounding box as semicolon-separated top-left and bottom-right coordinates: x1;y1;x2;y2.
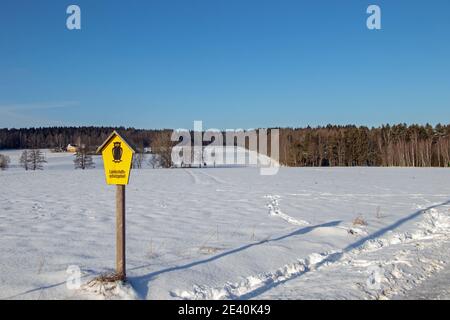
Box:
394;263;450;300
1;149;450;300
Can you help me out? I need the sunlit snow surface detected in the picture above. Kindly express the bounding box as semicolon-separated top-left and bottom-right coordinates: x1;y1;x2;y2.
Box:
1;150;450;300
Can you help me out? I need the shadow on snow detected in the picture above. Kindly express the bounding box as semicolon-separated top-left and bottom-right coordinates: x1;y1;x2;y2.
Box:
6;200;450;300
130;199;450;299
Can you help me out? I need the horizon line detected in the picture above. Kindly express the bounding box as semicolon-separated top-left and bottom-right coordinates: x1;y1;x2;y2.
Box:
1;122;449;131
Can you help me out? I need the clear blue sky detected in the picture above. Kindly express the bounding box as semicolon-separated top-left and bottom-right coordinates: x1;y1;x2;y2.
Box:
1;0;449;129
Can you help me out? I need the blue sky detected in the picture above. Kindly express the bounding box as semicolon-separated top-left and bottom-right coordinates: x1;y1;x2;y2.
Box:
0;0;449;129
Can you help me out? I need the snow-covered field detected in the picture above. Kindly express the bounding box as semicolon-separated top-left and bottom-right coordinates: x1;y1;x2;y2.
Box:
1;150;450;300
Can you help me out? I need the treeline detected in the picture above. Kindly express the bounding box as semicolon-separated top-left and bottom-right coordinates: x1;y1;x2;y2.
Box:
0;127;171;151
279;124;450;167
1;124;450;167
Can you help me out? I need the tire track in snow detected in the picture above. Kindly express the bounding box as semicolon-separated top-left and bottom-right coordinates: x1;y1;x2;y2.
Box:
196;170;228;185
183;169;201;185
184;169;227;186
170;205;450;300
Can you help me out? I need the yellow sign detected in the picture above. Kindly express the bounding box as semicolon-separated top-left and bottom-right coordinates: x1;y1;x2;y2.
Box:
97;131;135;185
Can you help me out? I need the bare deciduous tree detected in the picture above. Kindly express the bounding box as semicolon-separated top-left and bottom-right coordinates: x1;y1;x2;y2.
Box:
148;154;161;168
0;154;10;170
28;149;47;170
74;145;95;170
20;150;29;170
132;152;145;169
1;125;450;168
150;131;173;168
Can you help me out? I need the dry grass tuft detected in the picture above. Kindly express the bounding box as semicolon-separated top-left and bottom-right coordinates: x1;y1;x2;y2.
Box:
353;215;368;227
88;272;125;284
81;272;132;299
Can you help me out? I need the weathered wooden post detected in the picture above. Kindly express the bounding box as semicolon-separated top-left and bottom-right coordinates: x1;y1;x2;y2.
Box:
97;131;135;280
116;184;126;278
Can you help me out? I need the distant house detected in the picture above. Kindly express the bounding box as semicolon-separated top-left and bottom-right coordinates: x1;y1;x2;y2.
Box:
66;144;79;153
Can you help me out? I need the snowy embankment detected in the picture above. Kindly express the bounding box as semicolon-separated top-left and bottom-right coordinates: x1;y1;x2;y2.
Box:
0;150;450;300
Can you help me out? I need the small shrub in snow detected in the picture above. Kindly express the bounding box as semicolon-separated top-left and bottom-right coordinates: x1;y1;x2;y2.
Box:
353;215;368;227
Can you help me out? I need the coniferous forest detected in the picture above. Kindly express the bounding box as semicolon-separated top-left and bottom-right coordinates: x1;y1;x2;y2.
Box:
0;124;449;167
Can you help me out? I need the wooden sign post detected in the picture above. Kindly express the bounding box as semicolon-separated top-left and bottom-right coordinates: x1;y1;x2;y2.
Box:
116;184;126;278
97;131;135;280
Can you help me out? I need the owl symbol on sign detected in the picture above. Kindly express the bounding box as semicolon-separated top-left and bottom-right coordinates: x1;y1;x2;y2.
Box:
112;142;123;163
